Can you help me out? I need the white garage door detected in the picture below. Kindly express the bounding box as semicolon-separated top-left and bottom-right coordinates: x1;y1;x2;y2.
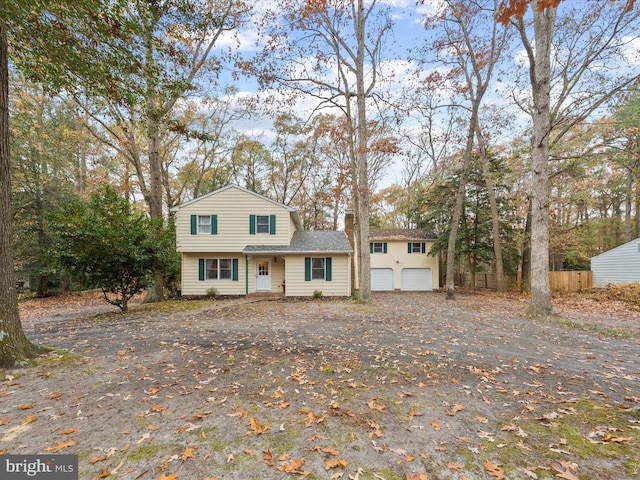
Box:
371;268;394;291
401;268;432;291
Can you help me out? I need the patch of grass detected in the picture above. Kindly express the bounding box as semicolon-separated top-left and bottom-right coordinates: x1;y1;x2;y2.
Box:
261;427;301;455
126;444;167;462
133;299;210;314
482;399;639;477
541;316;639;341
359;466;404;479
32;351;82;368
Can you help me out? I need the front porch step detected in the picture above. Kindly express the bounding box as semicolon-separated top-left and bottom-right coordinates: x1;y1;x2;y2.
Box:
246;292;284;300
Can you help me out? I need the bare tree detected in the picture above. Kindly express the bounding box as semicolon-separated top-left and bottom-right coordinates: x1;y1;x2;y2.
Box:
424;0;511;298
500;0;639;314
249;0;395;302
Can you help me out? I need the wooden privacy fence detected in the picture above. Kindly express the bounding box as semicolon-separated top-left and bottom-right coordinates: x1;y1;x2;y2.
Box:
456;271;592;292
548;270;593;292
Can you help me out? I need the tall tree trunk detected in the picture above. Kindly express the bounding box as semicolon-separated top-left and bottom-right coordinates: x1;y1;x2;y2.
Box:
518;2;555;315
354;0;371;303
0;17;45;367
624;164;633;242
143;20;165;303
478;142;505;292
445;105;479;300
521;198;532;293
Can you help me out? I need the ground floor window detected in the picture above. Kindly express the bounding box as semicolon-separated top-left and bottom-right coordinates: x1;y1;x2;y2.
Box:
305;257;332;281
199;258;238;281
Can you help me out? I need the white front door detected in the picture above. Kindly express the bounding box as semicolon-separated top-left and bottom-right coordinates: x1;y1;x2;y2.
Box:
256;259;271;291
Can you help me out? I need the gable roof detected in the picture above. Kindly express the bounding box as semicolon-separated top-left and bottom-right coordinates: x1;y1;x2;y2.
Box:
243;231;353;255
171;184;303;230
370;228;437;241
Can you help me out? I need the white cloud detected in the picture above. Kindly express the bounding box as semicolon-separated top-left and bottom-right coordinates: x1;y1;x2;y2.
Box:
620;35;640;66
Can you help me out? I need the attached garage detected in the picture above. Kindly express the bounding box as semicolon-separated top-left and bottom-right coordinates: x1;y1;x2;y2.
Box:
371;268;394;291
401;268;432;291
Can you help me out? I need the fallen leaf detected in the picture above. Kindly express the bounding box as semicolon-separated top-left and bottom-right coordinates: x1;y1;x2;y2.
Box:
430;420;442;431
323;447;339;456
277;457;309;475
61;428;79;435
158;474;178;480
446;404;465;416
368;399;386;411
325;458;348;470
552;462;579;480
249;417;271;435
602;435;635;443
89;456;109;464
92;469;109;479
263;449;275;466
23;415;37;424
448;462;463;471
405;472;428;480
484;460;505;480
181;446;197;462
45;439;75;452
19;404;33;410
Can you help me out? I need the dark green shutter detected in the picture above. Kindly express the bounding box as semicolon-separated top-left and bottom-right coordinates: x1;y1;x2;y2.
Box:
421;242;426;254
270;214;276;235
408;242;412;253
383;243;387;254
249;214;256;235
191;215;197;235
304;257;311;281
198;259;205;281
325;258;332;281
232;258;238;281
370;243;374;254
211;215;217;235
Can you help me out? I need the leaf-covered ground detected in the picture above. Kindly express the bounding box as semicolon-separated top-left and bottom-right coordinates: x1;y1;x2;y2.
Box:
2;291;639;480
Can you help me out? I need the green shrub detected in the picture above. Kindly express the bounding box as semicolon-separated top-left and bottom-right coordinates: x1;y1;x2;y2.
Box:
206;287;218;298
313;289;323;298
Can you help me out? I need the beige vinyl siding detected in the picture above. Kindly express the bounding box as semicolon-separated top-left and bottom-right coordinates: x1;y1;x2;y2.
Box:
176;187;294;252
181;253;247;296
285;255;351;297
370;240;439;291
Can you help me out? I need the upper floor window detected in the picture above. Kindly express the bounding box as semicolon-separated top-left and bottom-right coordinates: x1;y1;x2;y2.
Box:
370;242;387;254
256;215;270;234
409;242;426;254
250;214;276;235
190;214;217;235
198;215;211;234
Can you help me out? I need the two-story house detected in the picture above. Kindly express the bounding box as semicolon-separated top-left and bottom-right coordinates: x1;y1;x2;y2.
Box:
171;185;353;297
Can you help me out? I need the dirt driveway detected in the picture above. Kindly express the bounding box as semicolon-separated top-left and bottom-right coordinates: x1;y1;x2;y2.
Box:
2;291;639;480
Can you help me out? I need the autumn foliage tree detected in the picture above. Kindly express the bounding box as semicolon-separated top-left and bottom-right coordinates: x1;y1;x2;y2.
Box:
498;0;639;315
248;0;395;302
0;0;136;366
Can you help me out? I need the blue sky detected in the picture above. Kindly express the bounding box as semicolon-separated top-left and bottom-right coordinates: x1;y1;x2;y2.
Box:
207;0;640;190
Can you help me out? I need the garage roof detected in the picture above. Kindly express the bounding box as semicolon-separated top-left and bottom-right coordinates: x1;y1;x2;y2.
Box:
370;229;437;241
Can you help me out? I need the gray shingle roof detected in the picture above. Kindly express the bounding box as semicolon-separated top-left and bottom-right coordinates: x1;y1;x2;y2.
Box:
242;231;353;255
370;228;437;241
